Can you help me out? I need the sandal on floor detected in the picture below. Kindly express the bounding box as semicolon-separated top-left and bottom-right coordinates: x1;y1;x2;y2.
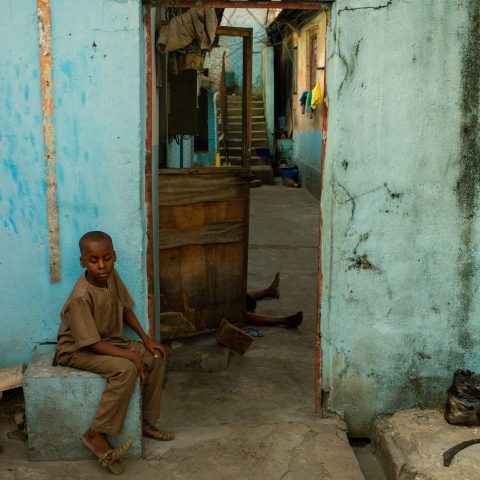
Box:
143;424;175;441
97;438;133;474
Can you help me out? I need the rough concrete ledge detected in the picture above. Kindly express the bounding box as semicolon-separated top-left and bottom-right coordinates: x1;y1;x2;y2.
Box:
145;419;364;480
373;409;480;479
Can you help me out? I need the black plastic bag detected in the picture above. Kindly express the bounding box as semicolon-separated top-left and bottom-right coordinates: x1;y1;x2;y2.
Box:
445;369;480;425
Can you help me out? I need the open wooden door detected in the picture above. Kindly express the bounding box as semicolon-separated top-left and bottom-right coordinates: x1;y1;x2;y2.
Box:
158;27;253;339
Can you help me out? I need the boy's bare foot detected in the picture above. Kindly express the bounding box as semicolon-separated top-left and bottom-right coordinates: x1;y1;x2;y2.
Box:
287;311;303;328
269;272;280;298
143;420;175;441
81;429;111;458
81;430;132;474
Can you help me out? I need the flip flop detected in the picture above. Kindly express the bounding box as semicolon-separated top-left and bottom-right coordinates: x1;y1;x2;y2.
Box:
243;326;264;337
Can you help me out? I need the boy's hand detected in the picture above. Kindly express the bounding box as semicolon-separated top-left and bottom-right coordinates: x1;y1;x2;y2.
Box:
143;337;168;361
134;359;149;386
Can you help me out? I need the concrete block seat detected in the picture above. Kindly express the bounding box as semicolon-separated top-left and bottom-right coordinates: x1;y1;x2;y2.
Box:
24;344;142;461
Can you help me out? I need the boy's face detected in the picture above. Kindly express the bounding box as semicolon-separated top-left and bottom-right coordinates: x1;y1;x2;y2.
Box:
80;238;116;287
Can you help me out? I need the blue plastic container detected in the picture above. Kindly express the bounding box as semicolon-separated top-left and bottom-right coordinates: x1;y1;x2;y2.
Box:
280;166;299;183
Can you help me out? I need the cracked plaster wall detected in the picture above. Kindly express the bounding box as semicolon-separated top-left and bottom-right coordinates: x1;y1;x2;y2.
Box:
321;0;480;434
0;0;148;367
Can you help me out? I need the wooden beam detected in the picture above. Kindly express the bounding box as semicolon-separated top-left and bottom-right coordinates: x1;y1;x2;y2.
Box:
37;0;61;284
144;1;329;10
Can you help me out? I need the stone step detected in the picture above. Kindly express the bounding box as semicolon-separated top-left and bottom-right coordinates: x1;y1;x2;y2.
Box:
219;122;267;132
219;115;266;123
227;107;265;116
227;138;269;147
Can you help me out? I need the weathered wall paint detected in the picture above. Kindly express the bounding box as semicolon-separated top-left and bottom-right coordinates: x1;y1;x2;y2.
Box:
322;0;477;435
273;12;325;197
292;13;325;198
0;0;148;367
293;130;322;198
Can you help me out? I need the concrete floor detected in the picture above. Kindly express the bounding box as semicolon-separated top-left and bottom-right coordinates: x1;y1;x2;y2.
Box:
0;181;366;479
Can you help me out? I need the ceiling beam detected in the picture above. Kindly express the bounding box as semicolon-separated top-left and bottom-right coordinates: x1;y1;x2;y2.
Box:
144;1;331;10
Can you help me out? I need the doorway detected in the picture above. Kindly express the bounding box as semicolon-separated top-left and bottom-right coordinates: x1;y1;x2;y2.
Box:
142;2;326;411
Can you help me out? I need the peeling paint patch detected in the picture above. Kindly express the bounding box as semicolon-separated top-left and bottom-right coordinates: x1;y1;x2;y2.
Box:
348;253;378;271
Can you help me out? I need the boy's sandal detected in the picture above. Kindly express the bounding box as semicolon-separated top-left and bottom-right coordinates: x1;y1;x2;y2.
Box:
102;458;124;475
143;424;175;441
98;438;133;474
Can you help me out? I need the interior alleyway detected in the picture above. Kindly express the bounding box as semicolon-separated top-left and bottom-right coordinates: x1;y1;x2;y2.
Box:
0;181;381;479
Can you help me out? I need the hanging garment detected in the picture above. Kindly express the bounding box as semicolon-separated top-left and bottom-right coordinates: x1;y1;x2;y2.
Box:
305;91;313;115
156;8;218;54
311;81;323;110
299;91;309;114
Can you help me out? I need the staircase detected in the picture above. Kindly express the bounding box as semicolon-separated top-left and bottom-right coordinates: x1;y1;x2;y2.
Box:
218;95;270;167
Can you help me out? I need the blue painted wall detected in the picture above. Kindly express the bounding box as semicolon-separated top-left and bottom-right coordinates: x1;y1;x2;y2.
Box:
0;0;148;367
292;130;322;197
322;0;480;434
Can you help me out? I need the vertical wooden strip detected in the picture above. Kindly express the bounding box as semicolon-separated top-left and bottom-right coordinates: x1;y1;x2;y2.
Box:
242;31;253;168
37;0;61;284
144;7;155;337
315;10;329;415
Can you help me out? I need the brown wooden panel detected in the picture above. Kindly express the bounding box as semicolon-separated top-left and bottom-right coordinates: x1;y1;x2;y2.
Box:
159;172;249;206
158;124;249;336
159;200;246;229
160;221;244;250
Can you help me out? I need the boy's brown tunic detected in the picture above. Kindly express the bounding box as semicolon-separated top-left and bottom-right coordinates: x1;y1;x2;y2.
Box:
57;270;164;436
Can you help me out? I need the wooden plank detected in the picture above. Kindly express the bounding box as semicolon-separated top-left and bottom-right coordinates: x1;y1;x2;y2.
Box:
160;221;244;249
159;174;248;206
160;200;245;229
214;243;245;325
158;167;249;175
159;248;183;312
37;0;61;284
0;365;25;392
144;8;155;337
242;29;253;168
144;1;330;9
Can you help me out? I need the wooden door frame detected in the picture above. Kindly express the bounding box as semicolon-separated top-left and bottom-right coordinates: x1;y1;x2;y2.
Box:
216;26;253;168
143;2;330;415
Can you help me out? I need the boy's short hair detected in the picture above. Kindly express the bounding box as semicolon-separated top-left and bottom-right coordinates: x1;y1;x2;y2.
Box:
79;231;113;254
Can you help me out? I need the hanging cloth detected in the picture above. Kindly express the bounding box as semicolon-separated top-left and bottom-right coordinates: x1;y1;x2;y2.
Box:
305;91;313;114
311;81;323;110
156;8;218;54
299;91;309;114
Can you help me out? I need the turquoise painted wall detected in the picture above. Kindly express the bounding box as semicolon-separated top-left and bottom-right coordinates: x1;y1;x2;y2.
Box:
322;0;480;434
0;0;148;367
292;130;322;198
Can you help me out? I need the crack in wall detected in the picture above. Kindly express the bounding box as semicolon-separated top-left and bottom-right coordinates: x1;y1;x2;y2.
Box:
338;0;393;16
455;0;480;349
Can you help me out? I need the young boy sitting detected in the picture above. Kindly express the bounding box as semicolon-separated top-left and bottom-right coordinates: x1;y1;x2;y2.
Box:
56;231;173;474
